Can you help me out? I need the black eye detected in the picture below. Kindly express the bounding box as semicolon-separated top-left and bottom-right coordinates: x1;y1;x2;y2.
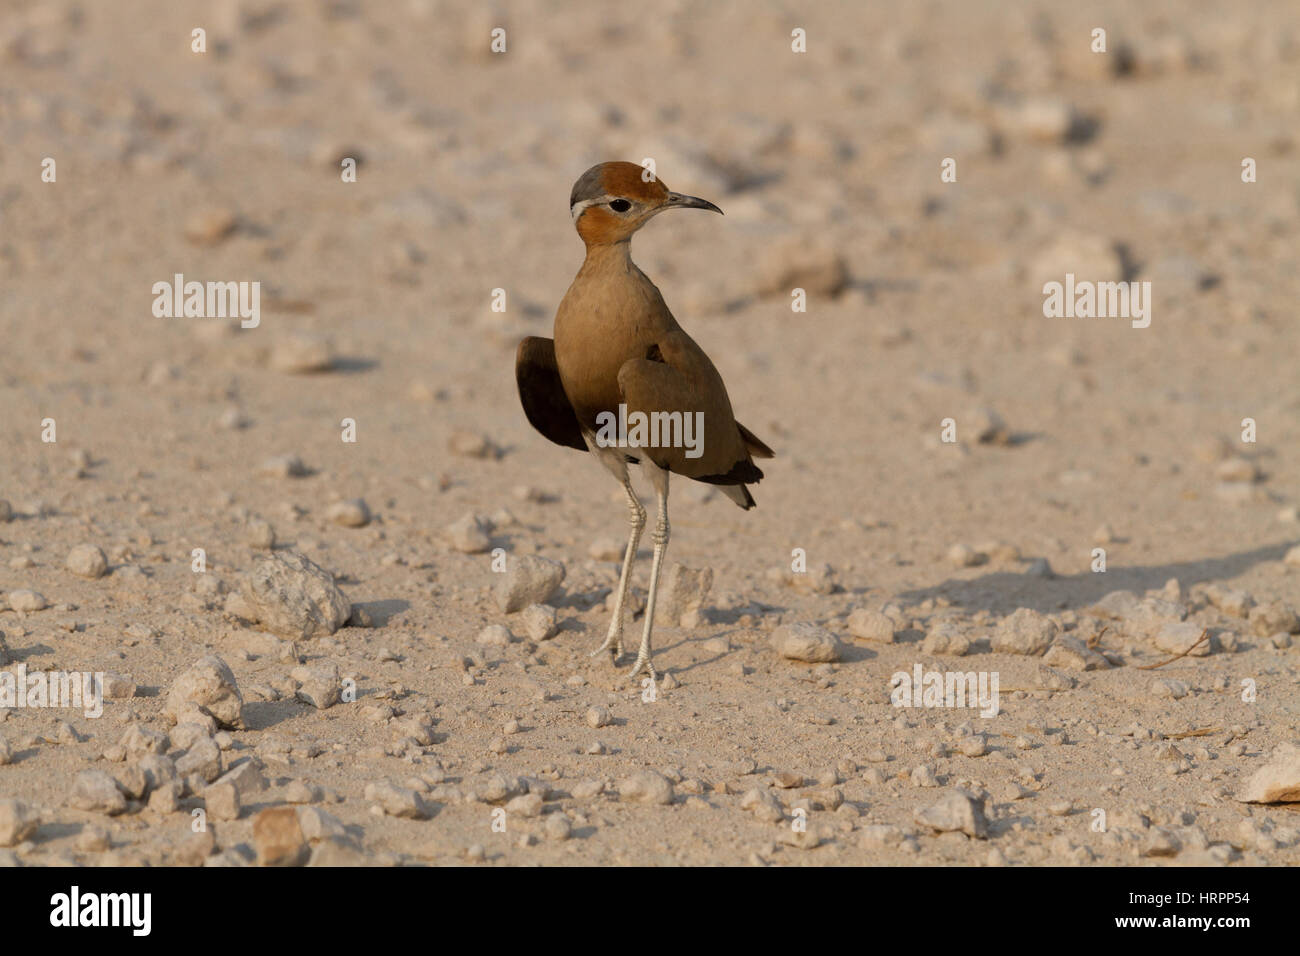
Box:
609;199;631;212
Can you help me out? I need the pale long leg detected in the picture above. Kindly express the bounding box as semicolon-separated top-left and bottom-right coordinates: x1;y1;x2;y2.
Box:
628;477;669;681
591;476;645;662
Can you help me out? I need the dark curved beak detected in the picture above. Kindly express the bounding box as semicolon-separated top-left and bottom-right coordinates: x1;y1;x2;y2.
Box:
666;191;723;215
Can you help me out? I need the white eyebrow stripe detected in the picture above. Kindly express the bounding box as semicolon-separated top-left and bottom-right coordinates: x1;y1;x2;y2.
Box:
570;194;617;222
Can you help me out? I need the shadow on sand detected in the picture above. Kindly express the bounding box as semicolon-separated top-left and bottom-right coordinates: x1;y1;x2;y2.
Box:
897;541;1294;616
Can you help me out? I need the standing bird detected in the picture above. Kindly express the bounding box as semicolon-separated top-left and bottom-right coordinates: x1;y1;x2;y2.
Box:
516;161;774;681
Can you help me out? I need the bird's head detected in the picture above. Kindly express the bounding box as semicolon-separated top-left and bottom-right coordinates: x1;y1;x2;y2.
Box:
569;161;722;247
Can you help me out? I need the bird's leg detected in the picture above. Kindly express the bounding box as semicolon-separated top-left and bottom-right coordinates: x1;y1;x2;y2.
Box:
590;477;645;663
628;484;669;682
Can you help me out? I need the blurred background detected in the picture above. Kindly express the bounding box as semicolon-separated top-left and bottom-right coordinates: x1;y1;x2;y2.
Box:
2;0;1297;598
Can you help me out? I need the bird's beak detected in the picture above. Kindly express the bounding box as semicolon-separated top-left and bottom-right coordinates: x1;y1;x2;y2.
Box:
665;191;723;215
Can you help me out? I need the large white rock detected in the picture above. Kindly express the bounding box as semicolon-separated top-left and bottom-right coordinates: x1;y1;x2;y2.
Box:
239;551;351;640
1237;743;1300;804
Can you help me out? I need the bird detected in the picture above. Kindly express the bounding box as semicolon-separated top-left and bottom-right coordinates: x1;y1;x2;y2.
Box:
516;161;774;682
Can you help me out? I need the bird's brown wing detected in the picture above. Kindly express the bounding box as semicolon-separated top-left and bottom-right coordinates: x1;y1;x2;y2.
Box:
516;336;587;452
615;329;766;490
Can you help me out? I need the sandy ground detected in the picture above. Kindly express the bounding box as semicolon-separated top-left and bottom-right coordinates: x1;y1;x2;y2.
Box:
1;0;1299;866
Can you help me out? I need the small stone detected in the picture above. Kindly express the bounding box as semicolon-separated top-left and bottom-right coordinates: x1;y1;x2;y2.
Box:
164;655;245;729
258;454;309;479
585;706;611;729
6;590;47;613
476;625;511;648
326;499;370;528
770;623;843;663
479;774;524;804
1141;827;1183;857
170;722;211;752
449;430;493;459
101;673;137;699
755;238;848;298
993;608;1058;656
922;622;970;656
1216;457;1261;483
544;813;572;841
445;514;492;553
789;562;838;596
1154;622;1210;657
214;760;268;799
660;563;714;627
847;608;896;643
519;604;558;641
1043;636;1108;671
364;781;431;819
911;765;940;788
69;770;128;815
859;824;903;849
292;663;341;709
914;788;989;839
184;205;238;244
253;807;308;866
572;780;604;800
205;781;241;821
284;780;323;804
0;800;38;847
618;770;674;805
76;826;111;853
740;788;784;824
1024;557;1055;578
1249;601;1299;637
1030;229;1121;288
1152;678;1189;700
296;806;348;843
269;334;335;374
65;544;108;579
504;793;543;818
248;520;279;548
947;543;987;568
148;782;183;814
969;407;1011;445
496;555;565;613
176;738;223;783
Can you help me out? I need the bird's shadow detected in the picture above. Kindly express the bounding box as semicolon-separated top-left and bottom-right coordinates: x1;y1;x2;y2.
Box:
897;542;1293;616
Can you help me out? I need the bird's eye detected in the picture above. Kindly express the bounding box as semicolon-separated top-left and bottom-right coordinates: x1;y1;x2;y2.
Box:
609;199;632;212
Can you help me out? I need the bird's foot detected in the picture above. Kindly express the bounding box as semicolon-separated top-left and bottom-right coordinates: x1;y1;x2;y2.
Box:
627;654;656;683
590;626;624;663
